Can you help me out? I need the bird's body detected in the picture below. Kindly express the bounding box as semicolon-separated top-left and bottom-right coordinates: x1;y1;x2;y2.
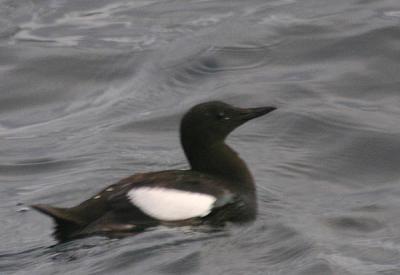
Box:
32;101;276;241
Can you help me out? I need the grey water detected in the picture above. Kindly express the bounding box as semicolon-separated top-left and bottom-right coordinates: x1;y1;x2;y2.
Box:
1;0;400;274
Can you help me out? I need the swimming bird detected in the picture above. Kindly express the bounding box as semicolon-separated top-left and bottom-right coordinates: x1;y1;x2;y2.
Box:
32;101;276;241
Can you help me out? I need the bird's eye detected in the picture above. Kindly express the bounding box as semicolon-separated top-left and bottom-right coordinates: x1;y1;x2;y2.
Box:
216;112;225;119
216;112;230;120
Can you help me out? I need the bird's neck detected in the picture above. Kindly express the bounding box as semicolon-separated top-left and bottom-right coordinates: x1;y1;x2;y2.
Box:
182;138;254;189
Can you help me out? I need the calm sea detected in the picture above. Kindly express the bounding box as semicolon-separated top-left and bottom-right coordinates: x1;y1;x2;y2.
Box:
1;0;400;274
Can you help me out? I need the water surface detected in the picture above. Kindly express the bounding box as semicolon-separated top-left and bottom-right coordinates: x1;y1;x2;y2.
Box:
1;0;400;274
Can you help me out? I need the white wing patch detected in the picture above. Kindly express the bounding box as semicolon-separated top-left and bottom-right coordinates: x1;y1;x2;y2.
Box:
127;187;217;221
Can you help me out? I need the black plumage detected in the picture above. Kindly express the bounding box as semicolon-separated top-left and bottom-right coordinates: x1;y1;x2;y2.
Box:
32;101;276;241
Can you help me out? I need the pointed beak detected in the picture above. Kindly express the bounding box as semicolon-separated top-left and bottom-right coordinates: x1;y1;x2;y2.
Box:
239;106;277;121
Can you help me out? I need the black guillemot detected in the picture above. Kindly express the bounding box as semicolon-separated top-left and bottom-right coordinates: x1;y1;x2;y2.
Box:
32;101;276;241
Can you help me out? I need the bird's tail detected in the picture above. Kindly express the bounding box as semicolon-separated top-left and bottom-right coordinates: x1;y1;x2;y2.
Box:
31;204;83;242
